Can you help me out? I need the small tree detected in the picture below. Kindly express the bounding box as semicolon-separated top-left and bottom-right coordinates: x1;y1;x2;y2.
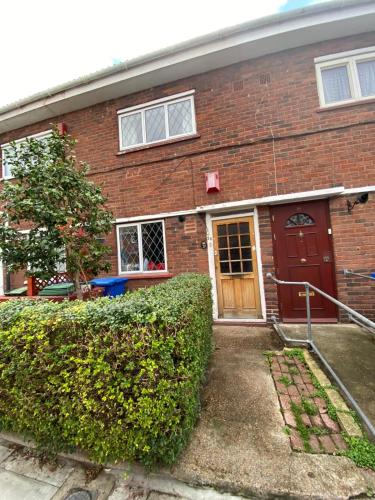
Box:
0;127;113;298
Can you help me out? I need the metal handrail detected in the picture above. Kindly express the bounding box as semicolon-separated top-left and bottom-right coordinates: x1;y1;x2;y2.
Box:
344;269;375;281
267;272;375;439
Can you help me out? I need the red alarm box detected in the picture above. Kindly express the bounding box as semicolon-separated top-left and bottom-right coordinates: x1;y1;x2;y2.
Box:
205;171;220;193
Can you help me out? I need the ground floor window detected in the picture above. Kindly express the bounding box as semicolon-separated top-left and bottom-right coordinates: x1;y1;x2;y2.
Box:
117;220;166;273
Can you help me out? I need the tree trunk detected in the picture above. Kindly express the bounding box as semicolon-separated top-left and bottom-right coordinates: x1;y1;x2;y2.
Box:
74;271;83;300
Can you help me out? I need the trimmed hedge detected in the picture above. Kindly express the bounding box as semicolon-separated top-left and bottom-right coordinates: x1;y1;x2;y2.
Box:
0;273;212;466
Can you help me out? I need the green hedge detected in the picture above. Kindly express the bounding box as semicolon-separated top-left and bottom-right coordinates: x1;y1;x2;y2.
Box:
0;273;212;466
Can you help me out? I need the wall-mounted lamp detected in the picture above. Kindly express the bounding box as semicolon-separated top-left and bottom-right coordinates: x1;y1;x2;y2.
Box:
347;193;368;213
178;215;186;223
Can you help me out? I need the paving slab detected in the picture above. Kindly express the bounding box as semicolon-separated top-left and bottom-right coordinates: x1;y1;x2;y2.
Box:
170;325;375;499
3;452;74;487
0;469;58;500
51;465;116;500
0;444;14;464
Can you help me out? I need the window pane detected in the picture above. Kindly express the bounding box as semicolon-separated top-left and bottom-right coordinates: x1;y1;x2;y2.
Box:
220;261;230;273
242;260;253;273
241;248;251;260
321;66;351;103
219;249;229;261
231;261;241;273
239;222;249;234
2;148;12;178
141;222;165;271
218;237;227;249
230;248;240;260
217;224;227;236
357;59;375;97
121;113;143;148
285;213;315;227
240;234;250;246
119;226;140;272
145;106;166;143
168;99;193;137
228;223;238;235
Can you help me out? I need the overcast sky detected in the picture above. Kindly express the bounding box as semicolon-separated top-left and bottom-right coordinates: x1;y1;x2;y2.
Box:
0;0;331;108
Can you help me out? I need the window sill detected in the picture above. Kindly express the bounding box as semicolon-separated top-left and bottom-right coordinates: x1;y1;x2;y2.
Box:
119;272;173;280
316;97;375;112
116;134;200;155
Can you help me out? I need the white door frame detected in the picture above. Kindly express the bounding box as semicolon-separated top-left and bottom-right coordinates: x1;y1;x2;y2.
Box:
206;207;266;322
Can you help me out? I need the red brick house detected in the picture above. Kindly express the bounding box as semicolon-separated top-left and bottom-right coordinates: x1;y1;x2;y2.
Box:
0;0;374;322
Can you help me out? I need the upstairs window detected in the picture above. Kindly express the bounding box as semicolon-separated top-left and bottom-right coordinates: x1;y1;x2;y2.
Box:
118;91;196;151
315;47;375;107
1;130;51;179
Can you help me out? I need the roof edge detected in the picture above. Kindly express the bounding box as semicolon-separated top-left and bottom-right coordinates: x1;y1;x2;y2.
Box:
0;0;370;117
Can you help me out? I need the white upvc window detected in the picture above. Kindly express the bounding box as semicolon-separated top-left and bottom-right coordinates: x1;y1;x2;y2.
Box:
1;130;52;180
315;46;375;107
117;90;196;151
116;220;167;274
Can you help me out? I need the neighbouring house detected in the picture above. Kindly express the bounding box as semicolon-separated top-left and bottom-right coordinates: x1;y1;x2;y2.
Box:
0;0;374;323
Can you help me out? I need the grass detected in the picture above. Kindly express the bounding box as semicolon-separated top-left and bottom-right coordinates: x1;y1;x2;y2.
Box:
290;401;312;452
278;375;293;387
284;348;305;363
342;435;375;470
308;373;338;422
301;398;318;416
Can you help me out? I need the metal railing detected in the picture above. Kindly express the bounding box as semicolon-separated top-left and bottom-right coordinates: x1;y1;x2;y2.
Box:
344;269;375;281
267;272;375;439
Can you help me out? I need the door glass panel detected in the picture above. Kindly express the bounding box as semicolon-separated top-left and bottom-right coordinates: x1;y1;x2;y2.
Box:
231;261;241;273
242;247;251;260
230;248;240;260
217;219;253;275
285;213;315;227
239;222;249;234
220;261;230;273
229;235;238;247
219;249;229;260
219;237;227;249
240;234;250;246
243;260;253;272
218;224;227;236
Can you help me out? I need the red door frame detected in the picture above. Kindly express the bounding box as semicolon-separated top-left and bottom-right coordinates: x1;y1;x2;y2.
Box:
270;199;338;323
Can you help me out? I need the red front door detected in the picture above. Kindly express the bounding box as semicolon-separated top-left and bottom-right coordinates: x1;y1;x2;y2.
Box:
270;200;337;322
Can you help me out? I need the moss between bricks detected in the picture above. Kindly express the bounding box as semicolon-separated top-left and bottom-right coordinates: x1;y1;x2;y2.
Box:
264;348;375;470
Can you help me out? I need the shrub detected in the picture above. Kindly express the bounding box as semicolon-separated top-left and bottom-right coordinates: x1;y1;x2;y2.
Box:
0;273;212;467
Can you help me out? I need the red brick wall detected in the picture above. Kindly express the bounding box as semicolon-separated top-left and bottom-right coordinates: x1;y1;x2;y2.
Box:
1;32;374;318
330;195;375;320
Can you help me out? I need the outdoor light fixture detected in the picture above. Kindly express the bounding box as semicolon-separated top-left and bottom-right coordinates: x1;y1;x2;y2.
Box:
347;192;369;213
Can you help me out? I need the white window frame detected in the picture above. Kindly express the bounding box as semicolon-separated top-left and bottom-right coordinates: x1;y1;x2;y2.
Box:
1;129;52;180
116;220;168;275
117;90;196;151
315;46;375;107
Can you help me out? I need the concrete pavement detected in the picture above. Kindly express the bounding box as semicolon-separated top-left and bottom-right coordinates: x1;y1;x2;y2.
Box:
170;326;375;499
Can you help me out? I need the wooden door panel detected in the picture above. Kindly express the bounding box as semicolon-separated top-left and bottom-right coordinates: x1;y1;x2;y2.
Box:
270;200;337;322
213;216;262;319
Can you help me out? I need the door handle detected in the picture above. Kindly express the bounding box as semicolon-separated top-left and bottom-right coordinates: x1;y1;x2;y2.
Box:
300;258;307;263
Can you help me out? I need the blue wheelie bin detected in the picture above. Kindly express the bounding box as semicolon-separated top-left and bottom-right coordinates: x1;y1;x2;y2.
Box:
90;277;128;297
